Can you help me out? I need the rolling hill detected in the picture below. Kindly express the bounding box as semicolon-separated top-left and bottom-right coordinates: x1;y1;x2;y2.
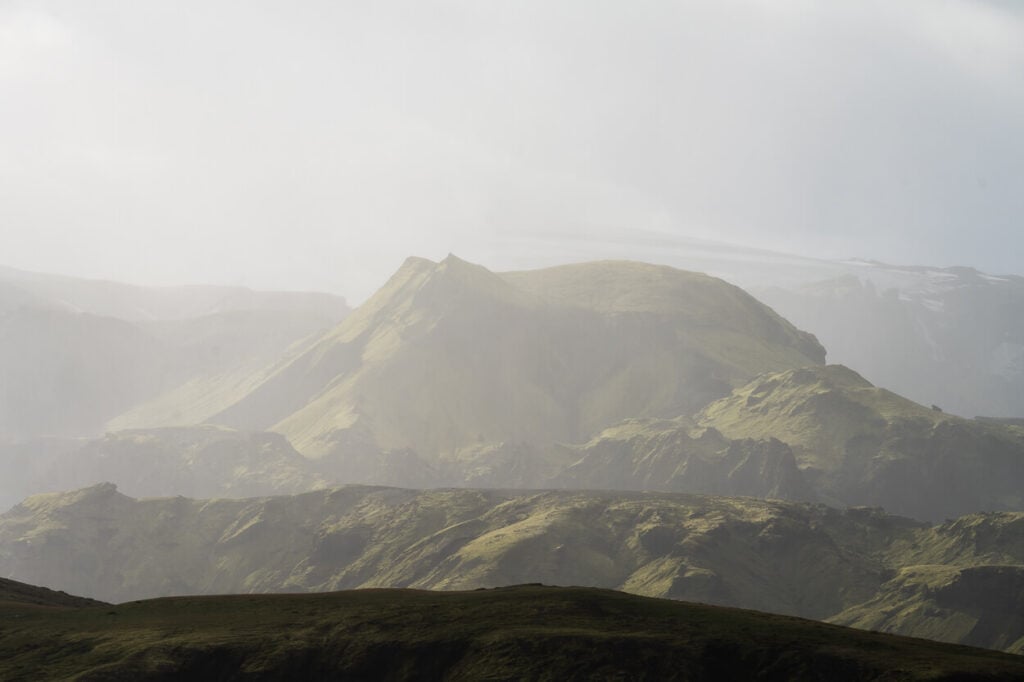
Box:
2;585;1023;681
4;483;1024;653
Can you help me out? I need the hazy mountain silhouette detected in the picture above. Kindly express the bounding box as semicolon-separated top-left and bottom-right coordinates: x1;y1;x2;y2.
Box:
0;265;348;440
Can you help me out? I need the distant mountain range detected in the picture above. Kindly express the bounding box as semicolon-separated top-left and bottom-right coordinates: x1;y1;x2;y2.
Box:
3;252;1024;661
3;256;1023;523
598;239;1024;420
0;263;344;321
0;266;349;440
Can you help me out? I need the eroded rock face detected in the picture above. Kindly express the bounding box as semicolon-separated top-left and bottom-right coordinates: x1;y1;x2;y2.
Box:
830;565;1024;654
0;485;869;608
553;421;814;502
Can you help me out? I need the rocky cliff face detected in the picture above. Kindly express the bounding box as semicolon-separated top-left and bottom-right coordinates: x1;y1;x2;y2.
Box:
551;419;813;501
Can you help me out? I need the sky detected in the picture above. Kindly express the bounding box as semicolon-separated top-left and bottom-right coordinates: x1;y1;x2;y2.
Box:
1;0;1022;302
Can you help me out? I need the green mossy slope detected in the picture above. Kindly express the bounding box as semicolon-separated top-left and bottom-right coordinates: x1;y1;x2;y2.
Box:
211;257;825;465
699;365;1024;519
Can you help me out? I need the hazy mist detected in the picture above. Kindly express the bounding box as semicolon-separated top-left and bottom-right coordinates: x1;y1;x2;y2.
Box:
2;0;1022;301
7;5;1024;673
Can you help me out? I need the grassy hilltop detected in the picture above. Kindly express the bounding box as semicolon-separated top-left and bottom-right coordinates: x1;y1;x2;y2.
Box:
2;585;1023;681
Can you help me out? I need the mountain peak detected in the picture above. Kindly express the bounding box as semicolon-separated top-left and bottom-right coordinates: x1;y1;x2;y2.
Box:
398;255;436;271
408;255;531;310
440;252;465;265
216;255;830;460
11;481;128;518
367;255;526;310
435;252;501;280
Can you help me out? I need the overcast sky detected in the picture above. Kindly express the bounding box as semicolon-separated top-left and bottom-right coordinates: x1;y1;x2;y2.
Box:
1;0;1022;301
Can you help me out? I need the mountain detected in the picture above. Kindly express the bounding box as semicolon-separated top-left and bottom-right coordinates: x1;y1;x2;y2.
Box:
754;264;1024;419
204;256;823;478
613;239;1024;420
104;309;341;432
0;306;170;438
5;483;1024;653
448;368;1024;518
0;263;343;321
547;418;813;501
6;257;1022;525
828;511;1024;653
3;585;1023;681
697;364;1024;520
0;265;348;439
501;234;1024;419
830;564;1024;654
0;419;814;513
0;426;329;510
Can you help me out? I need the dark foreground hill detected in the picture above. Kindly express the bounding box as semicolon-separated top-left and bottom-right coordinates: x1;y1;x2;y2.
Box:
1;585;1022;681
